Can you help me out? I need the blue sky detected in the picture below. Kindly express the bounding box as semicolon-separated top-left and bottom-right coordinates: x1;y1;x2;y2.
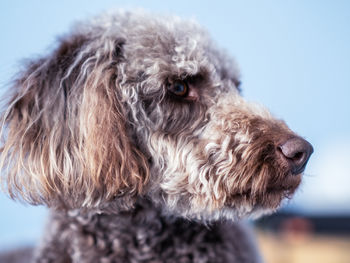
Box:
0;0;349;249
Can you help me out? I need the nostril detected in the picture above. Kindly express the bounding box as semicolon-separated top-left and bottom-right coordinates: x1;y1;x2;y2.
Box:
278;137;313;175
290;151;305;163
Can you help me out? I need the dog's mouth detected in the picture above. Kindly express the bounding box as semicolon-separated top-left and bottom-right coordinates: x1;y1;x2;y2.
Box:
233;186;293;198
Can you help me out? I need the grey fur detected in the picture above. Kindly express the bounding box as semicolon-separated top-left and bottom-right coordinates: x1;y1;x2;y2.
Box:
0;9;312;262
31;199;260;263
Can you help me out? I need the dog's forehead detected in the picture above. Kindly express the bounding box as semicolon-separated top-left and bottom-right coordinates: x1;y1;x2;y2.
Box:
101;11;241;85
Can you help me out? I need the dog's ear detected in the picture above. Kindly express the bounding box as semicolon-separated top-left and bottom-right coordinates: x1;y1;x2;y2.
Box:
0;33;149;209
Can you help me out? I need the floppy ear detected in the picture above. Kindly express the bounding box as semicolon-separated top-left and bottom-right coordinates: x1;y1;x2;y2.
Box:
0;33;149;209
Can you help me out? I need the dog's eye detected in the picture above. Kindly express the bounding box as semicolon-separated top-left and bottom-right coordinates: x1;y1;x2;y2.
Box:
168;80;188;97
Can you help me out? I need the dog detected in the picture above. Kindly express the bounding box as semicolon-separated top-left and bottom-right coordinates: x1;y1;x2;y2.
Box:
0;10;313;263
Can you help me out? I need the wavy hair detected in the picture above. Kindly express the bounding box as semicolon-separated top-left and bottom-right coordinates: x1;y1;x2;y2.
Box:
0;30;149;209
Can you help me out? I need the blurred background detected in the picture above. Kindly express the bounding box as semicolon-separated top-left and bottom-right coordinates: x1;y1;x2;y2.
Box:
0;1;349;262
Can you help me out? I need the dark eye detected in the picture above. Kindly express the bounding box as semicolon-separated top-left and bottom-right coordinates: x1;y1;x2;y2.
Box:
168;80;188;97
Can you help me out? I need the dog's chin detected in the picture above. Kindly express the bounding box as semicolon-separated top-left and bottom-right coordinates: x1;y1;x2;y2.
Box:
226;173;302;212
177;174;302;222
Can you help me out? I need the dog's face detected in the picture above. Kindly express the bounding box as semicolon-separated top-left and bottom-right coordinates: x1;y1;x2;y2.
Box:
0;11;312;220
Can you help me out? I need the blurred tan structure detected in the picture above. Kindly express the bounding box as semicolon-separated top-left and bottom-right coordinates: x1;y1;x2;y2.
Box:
256;231;350;263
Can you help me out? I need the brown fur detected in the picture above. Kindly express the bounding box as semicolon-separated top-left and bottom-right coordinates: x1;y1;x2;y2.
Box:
0;10;312;262
0;35;149;209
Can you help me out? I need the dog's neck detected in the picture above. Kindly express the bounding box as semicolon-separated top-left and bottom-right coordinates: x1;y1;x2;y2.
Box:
33;198;258;262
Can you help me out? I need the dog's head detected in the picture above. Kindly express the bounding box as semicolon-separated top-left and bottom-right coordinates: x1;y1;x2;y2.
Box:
0;10;312;220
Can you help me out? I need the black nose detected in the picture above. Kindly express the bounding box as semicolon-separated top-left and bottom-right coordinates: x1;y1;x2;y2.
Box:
278;137;313;175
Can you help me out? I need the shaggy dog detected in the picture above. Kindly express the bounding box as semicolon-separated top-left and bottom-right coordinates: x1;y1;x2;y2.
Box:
0;10;313;263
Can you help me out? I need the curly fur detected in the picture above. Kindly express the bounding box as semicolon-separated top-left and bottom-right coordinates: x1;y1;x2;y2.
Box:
0;10;312;262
